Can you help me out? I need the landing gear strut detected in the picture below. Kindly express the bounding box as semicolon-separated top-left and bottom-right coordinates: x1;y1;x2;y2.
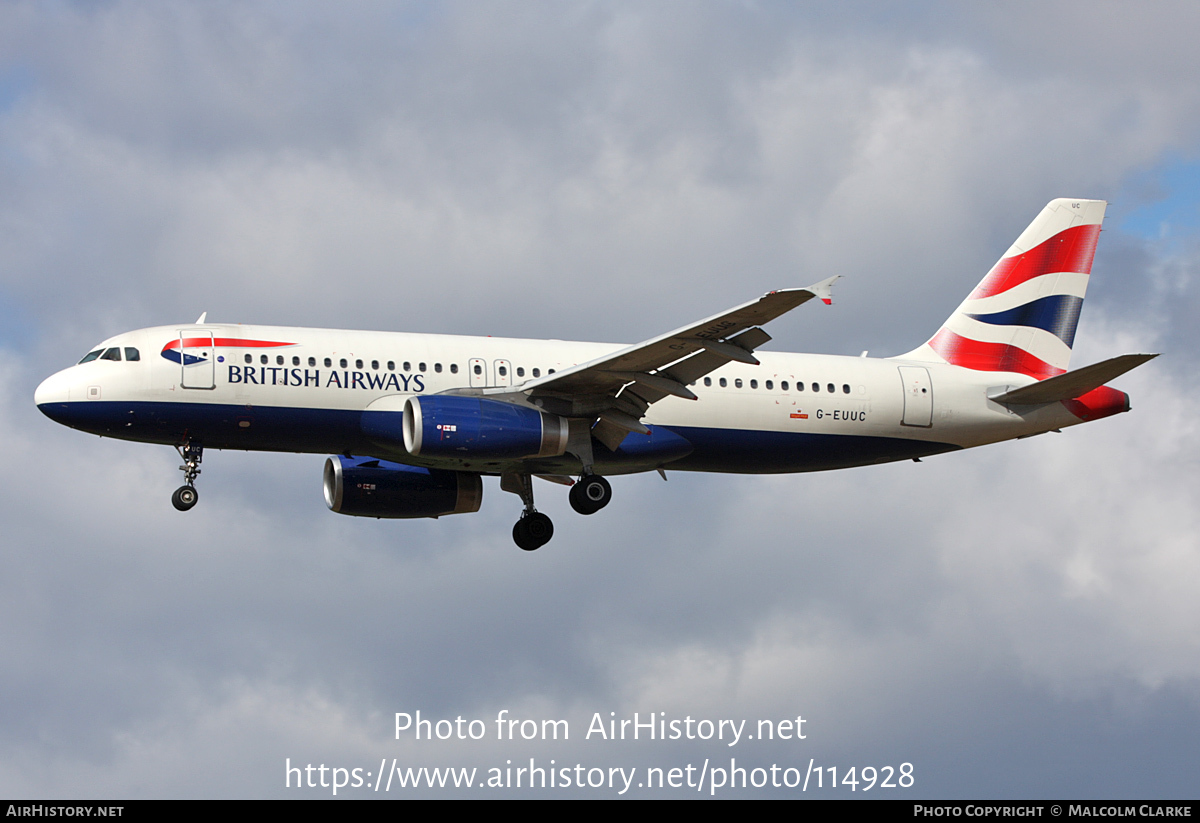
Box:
502;471;553;551
569;473;612;515
172;439;203;512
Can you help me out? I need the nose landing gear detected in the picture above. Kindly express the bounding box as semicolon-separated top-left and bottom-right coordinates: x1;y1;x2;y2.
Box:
172;440;203;512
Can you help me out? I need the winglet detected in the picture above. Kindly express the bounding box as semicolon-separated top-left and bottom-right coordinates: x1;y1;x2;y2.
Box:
195;312;208;324
801;275;839;306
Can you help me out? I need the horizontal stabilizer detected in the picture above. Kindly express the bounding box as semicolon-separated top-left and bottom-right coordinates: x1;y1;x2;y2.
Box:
991;353;1158;405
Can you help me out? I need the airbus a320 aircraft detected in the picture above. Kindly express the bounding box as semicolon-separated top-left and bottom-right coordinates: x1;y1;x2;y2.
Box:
36;199;1155;550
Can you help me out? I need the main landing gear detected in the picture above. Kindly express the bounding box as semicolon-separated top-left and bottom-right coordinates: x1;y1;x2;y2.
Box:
502;471;553;551
513;511;554;552
568;473;612;515
502;469;613;550
172;440;203;512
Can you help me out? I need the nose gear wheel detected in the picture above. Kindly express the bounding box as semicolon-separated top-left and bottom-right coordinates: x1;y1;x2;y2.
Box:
171;485;198;511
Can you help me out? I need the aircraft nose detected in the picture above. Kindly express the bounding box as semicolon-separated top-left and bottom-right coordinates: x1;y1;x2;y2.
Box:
34;369;75;419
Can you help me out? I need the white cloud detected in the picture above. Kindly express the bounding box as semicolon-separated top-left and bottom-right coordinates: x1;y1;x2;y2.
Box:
4;1;1200;798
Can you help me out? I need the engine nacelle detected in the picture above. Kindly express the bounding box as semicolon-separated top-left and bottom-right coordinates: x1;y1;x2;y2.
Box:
402;395;569;460
323;456;482;519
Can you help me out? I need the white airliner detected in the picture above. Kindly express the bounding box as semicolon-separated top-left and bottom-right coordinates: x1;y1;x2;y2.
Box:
35;199;1155;549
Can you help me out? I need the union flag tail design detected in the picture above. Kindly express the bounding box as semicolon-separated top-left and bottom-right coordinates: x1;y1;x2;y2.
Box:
901;199;1106;379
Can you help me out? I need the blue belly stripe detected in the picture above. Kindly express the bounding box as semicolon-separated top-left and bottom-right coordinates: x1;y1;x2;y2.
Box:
37;400;959;474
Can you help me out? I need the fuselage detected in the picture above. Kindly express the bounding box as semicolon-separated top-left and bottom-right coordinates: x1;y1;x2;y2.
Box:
34;322;1098;478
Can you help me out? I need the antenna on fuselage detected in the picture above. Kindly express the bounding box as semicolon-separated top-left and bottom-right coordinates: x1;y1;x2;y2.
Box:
195;312;207;324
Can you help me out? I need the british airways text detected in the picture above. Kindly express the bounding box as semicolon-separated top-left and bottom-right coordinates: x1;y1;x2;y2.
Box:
227;366;425;392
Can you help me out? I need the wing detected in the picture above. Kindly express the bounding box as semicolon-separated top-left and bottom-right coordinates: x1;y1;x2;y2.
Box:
484;277;838;449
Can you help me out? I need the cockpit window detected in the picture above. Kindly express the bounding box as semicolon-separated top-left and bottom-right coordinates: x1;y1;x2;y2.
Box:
78;349;104;364
124;347;140;361
99;347;122;361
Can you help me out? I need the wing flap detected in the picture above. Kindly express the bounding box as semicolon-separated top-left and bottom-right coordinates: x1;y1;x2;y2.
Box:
602;370;697;401
595;417;639;450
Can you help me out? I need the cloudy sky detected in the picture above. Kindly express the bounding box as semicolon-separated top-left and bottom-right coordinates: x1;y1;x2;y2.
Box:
2;1;1199;798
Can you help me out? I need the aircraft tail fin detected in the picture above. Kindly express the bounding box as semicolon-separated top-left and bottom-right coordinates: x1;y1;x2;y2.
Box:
899;199;1107;379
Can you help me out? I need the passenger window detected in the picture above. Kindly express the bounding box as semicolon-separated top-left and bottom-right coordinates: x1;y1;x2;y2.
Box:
719;377;727;388
765;380;773;390
100;347;121;361
499;365;508;377
387;361;394;371
548;369;555;374
450;364;458;374
842;384;850;394
750;379;758;389
735;378;743;388
827;383;835;394
517;367;525;377
704;377;712;387
78;349;103;364
324;358;332;368
812;383;819;392
261;354;268;364
371;360;379;370
474;364;482;375
435;363;443;373
308;357;316;367
356;359;363;369
245;354;252;364
532;368;541;378
403;362;411;371
419;362;427;372
277;355;284;365
340;359;348;368
781;381;789;391
124;348;140;361
292;356;300;366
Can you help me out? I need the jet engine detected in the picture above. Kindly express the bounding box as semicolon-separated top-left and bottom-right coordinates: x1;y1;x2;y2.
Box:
323;456;482;519
400;395;569;460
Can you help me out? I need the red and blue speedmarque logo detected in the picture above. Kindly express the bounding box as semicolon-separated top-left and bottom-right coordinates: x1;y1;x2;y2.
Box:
160;337;295;365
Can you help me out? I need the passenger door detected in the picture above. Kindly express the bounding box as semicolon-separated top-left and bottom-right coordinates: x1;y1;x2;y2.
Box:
179;330;215;390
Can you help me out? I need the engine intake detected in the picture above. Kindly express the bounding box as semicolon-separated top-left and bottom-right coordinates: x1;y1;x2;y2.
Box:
323;456;482;519
402;395;568;459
